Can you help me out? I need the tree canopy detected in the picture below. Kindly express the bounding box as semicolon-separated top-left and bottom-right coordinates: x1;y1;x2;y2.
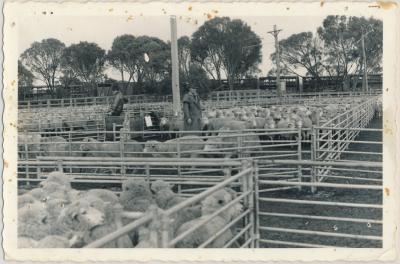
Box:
20;38;65;95
317;15;383;81
270;32;324;79
191;17;262;89
269;15;382;90
62;41;106;95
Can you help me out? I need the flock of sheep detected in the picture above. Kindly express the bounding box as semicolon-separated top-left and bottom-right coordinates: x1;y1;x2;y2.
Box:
18;171;242;248
17;96;380;248
18;103;355;161
19;105;106;132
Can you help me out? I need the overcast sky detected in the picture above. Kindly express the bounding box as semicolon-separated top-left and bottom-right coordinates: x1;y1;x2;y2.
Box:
19;15;326;81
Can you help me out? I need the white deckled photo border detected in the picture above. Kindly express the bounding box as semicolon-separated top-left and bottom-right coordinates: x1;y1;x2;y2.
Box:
2;0;399;262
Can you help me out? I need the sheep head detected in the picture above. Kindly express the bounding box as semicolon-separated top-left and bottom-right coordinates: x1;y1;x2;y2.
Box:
201;188;242;222
151;179;172;193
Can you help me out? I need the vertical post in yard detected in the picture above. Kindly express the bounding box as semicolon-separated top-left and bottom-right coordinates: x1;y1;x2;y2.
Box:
297;127;302;191
68;133;72;174
112;123;117;142
361;31;369;93
170;16;181;116
310;127;317;194
36;166;40;183
113;204;126;248
24;143;30;187
247;160;255;248
57;160;63;172
253;160;260;248
237;135;243;159
223;165;232;180
268;25;282;96
177;139;182;194
119;133;125;177
241;159;249;244
145;164;150;183
160;211;171;248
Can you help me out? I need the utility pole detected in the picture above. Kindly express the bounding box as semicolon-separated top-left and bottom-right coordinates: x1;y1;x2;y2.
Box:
170;15;180;115
361;30;368;93
268;25;283;96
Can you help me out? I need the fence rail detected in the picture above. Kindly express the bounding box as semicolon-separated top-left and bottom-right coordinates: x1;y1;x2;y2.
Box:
17;93;383;248
84;161;255;248
256;159;382;248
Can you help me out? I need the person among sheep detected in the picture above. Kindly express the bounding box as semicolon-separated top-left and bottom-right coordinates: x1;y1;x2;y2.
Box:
182;85;202;135
119;179;154;212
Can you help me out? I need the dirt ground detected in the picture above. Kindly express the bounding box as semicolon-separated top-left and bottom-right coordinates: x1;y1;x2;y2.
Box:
259;117;382;248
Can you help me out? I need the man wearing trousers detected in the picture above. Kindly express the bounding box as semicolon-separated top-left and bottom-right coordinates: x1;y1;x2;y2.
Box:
182;87;202;134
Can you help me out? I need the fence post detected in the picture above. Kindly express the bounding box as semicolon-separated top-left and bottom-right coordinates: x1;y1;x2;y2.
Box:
297;127;303;191
241;159;250;245
247;159;255;248
23;142;30;187
160;211;171;248
237;134;243;159
223;160;232;180
310;127;317;193
113;204;126;248
112;123;117;142
145;164;151;183
177;138;182;194
253;159;260;248
120;131;125;177
57;160;63;172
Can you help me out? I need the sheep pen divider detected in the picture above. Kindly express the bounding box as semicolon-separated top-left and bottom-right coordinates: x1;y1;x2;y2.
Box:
84;161;255;248
18;157;244;196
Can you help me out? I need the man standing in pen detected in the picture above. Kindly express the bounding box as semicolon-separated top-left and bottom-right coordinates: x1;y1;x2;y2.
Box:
109;84;125;116
182;85;202;134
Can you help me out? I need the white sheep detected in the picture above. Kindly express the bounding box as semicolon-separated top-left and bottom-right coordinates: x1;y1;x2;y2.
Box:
144;136;205;159
175;188;242;248
151;180;184;210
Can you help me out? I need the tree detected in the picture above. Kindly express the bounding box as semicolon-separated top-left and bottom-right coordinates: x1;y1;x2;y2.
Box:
178;36;192;81
62;41;106;96
107;35;140;90
191;17;262;90
141;37;170;85
270;32;324;79
317;15;382;89
222;19;262;89
20;38;65;96
18;60;35;100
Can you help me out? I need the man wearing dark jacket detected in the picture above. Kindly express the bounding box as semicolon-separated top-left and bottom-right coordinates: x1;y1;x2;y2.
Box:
182;87;202;133
110;85;125;116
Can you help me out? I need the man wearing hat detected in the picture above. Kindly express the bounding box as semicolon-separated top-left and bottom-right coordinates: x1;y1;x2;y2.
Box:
182;85;202;133
109;84;125;116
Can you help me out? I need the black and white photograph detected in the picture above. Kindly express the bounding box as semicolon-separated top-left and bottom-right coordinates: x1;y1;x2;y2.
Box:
2;1;399;262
